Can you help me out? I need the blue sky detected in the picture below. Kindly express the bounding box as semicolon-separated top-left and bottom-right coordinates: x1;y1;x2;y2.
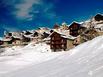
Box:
0;0;103;36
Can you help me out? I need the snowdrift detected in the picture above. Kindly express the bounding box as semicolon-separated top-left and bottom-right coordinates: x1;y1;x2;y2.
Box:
1;36;103;77
0;42;64;77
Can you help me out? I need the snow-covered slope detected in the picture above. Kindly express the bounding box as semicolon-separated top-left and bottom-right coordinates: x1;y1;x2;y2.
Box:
82;14;103;31
1;36;103;77
0;42;65;76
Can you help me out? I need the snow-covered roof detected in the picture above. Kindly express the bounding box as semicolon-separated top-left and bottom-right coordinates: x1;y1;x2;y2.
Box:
44;30;51;34
50;30;76;40
3;38;12;41
7;32;22;39
23;34;34;38
62;22;67;25
69;21;81;26
43;37;51;41
94;24;103;28
13;36;22;39
35;29;51;35
61;35;76;40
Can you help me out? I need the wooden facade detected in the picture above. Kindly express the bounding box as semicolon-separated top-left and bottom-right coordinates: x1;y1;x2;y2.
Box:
22;35;31;42
69;22;84;37
12;37;22;45
50;32;67;51
43;32;50;38
3;39;12;45
0;40;3;45
94;14;103;21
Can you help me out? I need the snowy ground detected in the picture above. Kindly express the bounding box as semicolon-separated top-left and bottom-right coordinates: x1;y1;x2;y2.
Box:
1;36;103;77
0;42;65;77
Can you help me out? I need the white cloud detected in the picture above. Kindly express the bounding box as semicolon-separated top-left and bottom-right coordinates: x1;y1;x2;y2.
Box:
13;0;41;20
11;0;56;21
1;0;56;22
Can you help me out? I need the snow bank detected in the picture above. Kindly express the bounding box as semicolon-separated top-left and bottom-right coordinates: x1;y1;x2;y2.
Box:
0;42;65;76
1;36;103;77
1;42;51;56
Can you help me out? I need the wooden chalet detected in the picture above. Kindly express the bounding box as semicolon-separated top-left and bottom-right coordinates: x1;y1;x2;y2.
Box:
22;35;31;42
73;28;99;46
69;22;86;37
12;37;22;45
73;35;86;46
3;32;12;45
0;38;3;45
43;32;50;38
50;32;67;51
0;40;3;45
83;28;99;40
94;14;103;21
3;37;12;45
50;31;76;51
33;32;38;37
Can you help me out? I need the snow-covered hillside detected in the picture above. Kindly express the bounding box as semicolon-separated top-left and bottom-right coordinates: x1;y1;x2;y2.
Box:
82;14;103;31
0;42;65;77
0;35;103;77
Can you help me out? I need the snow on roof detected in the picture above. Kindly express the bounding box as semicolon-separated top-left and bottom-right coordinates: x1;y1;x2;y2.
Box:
94;24;103;28
35;29;51;35
10;32;22;39
12;34;22;39
61;35;76;40
44;30;51;34
43;37;51;41
3;38;12;41
50;30;76;40
62;22;67;25
13;36;22;39
27;30;36;34
23;34;35;39
68;21;81;26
